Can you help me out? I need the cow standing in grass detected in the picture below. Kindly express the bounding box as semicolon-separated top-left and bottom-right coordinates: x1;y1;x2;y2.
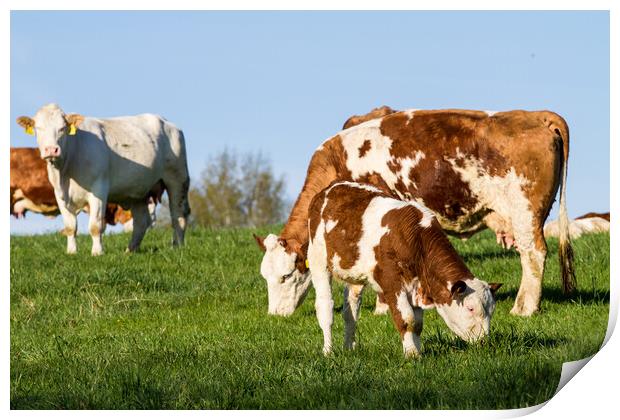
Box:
259;181;501;356
16;104;190;255
10;147;159;230
256;108;574;316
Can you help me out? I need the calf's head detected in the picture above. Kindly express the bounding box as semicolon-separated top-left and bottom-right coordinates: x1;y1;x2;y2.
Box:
435;279;502;342
17;104;84;165
254;233;312;316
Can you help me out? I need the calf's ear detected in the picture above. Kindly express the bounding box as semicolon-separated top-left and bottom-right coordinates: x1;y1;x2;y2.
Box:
16;116;35;135
253;234;266;252
488;283;503;298
450;280;468;299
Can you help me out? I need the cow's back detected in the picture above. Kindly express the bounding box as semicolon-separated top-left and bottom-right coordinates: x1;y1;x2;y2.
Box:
75;114;186;203
329;109;564;232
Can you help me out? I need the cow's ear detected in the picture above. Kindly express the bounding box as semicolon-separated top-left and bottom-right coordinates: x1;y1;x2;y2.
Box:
65;113;84;127
65;114;84;135
294;242;310;273
16;116;35;135
450;280;468;300
253;234;266;252
488;283;503;298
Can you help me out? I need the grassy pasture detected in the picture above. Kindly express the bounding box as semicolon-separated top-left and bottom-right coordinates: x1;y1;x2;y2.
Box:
10;227;609;409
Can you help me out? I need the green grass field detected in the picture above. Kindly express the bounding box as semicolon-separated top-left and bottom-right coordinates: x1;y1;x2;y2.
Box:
10;227;609;409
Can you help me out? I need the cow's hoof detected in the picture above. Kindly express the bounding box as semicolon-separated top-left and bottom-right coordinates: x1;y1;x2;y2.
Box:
344;342;357;351
404;348;421;359
510;304;537;317
91;250;104;256
373;302;390;315
322;347;333;356
66;249;77;255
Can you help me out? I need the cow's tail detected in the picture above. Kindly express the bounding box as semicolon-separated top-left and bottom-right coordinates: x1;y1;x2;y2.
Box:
543;112;576;294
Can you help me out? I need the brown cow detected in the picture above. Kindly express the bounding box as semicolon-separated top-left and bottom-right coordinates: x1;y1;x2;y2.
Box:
256;108;574;317
10;147;135;228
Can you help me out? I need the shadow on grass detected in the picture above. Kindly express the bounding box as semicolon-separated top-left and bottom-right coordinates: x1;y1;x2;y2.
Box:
541;287;609;305
485;286;608;307
10;394;48;410
423;329;565;357
460;250;518;263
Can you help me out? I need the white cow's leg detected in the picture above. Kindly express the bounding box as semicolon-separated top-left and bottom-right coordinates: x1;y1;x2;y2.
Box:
343;284;364;350
59;205;78;254
307;234;334;356
86;194;106;256
313;271;334;355
511;222;547;316
373;293;390;315
126;202;151;252
163;177;190;247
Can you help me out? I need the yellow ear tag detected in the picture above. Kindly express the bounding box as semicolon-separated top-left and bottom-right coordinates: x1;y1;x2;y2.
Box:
69;124;77;136
25;126;34;136
305;259;309;268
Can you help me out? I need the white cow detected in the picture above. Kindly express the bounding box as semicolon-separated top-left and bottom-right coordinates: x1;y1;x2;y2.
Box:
17;103;190;255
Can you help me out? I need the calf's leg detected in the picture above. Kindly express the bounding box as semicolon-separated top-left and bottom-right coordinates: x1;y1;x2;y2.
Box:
384;289;423;358
343;284;364;350
313;273;334;355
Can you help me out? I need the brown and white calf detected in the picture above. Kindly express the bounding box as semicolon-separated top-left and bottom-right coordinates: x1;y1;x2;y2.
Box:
304;182;500;356
544;212;610;239
10;147;142;228
256;108;574;317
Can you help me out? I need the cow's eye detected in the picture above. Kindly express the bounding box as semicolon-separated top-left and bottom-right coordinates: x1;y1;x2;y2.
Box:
281;270;295;282
467;306;475;313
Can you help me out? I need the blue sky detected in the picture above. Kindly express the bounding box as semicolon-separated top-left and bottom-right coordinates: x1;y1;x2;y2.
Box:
10;11;610;234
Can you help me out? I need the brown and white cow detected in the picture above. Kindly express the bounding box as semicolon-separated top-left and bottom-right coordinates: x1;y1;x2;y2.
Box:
544;212;610;239
261;181;501;356
256;108;574;317
10;147;138;228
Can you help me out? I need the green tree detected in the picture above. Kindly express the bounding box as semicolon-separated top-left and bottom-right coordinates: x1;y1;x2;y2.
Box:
188;150;287;228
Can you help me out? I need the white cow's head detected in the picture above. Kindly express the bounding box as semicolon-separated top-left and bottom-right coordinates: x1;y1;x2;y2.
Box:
17;104;84;165
435;278;502;342
254;233;312;316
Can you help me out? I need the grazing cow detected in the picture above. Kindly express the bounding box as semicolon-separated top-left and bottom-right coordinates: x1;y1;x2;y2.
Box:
259;182;501;356
16;104;190;255
544;212;610;239
256;108;574;317
10;147;138;229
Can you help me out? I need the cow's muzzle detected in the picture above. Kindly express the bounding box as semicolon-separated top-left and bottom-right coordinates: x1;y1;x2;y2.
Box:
42;146;61;160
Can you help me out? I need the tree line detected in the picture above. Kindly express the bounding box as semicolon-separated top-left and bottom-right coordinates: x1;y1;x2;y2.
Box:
157;150;288;228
